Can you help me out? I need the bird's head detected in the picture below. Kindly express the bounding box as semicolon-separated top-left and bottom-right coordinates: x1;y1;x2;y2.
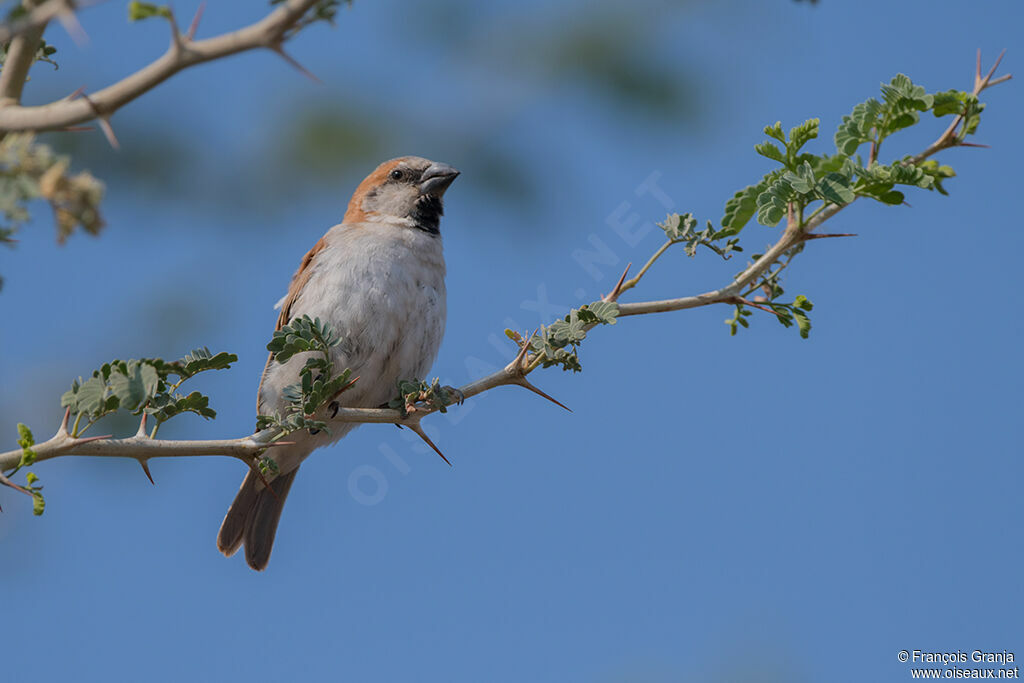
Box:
343;156;460;234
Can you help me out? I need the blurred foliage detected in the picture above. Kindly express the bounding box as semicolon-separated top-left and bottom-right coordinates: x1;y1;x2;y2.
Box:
0;133;104;287
11;0;712;249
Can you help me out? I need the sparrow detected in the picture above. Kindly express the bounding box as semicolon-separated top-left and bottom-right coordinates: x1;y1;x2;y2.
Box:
217;156;459;571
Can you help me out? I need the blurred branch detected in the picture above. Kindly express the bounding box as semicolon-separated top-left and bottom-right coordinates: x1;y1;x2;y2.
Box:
0;0;328;132
0;0;81;47
0;2;51;106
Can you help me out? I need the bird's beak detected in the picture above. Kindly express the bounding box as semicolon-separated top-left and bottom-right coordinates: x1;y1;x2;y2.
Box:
420;162;460;197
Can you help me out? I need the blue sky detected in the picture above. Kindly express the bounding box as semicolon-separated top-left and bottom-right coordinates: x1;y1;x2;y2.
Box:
2;1;1022;681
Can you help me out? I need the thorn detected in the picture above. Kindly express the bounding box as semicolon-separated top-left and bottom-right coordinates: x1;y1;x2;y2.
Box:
603;262;632;302
65;85;86;101
57;407;71;438
957;141;990;148
408;422;451;466
56;126;94;132
96;117;119;150
187;1;205;40
263;441;296;448
56;7;87;46
81;93;120;150
987;73;1012;88
514;377;572;412
135;414;148;439
802;232;857;241
982;49;1006;85
270;44;321;83
138;459;155;485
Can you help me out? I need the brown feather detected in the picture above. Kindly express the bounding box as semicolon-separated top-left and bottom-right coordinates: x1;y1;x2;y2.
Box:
256;235;330;413
342;158;406;224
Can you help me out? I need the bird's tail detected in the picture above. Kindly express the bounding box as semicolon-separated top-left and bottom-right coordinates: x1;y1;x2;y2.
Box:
217;467;299;571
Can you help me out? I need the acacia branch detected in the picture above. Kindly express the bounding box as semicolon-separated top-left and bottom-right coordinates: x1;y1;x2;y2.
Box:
0;0;325;131
0;53;1011;489
0;409;284;472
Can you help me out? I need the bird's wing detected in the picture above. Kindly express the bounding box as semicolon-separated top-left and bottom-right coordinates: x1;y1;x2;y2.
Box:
257;234;331;414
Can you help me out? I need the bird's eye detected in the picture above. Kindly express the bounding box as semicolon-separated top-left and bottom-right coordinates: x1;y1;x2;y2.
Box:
389;169;404;181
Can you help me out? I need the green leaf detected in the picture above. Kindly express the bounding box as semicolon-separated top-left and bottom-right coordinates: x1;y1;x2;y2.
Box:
268;315;339;363
721;184;760;233
834;97;883;155
145;391;217;422
931;89;968;117
756;175;795;227
880;74;933;120
32;492;45;516
578;301;619;325
74;376;108;415
793;308;812;339
785;162;815;194
721;170;785;233
16;423;36;466
754;141;785;164
257;456;281;478
816;173;855;205
763;121;786;144
109;360;158;411
128;1;172;21
793;295;814;311
176;348;238;378
788;118;820;156
25;471;39;484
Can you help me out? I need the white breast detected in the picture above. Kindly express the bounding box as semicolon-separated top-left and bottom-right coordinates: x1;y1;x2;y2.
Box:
258;221;446;471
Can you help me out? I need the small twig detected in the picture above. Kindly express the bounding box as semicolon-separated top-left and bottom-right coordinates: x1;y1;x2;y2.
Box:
620;241;676;295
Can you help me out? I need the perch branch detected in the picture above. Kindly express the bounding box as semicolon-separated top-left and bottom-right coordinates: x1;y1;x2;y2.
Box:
0;52;1011;483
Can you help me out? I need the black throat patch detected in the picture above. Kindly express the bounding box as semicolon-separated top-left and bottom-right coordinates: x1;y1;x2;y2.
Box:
411;195;443;235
